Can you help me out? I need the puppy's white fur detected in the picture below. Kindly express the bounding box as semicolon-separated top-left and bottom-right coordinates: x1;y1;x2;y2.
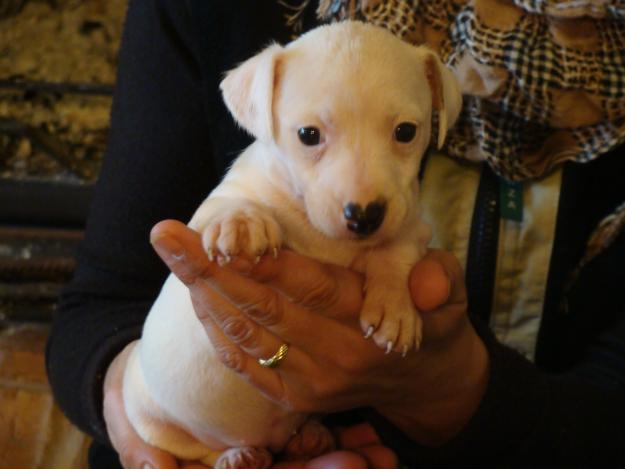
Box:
123;21;461;467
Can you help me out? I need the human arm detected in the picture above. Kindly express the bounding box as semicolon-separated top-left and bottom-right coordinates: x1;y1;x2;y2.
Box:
45;0;221;445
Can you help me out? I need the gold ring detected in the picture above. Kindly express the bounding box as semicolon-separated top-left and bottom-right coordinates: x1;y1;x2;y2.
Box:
258;343;289;368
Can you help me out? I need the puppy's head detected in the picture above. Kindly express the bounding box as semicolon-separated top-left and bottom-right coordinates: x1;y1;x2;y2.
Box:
221;22;461;242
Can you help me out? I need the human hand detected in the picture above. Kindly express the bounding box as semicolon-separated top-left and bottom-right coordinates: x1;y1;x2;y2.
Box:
102;342;210;469
150;219;488;448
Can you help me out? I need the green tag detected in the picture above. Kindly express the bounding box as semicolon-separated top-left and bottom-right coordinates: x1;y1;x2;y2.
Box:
500;179;523;222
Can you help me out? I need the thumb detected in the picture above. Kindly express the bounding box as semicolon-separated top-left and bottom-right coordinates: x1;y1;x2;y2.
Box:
409;249;465;312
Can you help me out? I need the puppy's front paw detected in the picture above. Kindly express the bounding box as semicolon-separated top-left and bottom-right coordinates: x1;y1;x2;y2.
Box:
360;285;422;355
200;205;282;263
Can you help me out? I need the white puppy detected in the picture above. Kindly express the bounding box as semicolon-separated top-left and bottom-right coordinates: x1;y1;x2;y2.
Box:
123;21;461;468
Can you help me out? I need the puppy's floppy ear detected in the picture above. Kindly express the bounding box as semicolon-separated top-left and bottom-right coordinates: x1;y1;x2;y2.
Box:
220;43;283;142
422;50;463;149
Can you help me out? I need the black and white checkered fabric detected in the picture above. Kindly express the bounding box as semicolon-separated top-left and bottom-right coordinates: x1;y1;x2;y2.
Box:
443;5;625;181
287;0;625;182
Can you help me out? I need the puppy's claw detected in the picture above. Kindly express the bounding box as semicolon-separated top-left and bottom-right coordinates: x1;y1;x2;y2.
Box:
415;337;421;351
402;344;409;358
273;247;279;259
255;255;261;264
207;249;214;262
364;325;374;339
385;341;393;354
217;254;232;266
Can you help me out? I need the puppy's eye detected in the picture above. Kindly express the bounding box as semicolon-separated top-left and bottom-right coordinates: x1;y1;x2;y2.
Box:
394;122;417;143
298;127;321;146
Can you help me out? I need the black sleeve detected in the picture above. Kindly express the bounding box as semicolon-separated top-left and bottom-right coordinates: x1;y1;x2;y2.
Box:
369;236;625;467
46;0;217;443
364;316;625;468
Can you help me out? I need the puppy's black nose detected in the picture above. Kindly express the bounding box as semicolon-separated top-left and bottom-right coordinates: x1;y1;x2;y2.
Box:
344;201;387;236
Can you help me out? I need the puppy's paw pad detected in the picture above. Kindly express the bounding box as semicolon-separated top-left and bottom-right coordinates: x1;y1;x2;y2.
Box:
200;208;282;262
214;446;272;469
282;420;335;461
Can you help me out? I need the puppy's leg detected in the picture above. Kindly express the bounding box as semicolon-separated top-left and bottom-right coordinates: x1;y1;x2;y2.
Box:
190;197;282;263
214;446;272;469
360;243;424;354
123;343;221;463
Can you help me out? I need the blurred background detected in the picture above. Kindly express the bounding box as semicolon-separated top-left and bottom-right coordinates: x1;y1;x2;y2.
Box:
1;0;127;467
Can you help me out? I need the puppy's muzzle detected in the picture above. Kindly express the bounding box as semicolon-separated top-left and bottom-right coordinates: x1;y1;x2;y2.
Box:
343;200;387;237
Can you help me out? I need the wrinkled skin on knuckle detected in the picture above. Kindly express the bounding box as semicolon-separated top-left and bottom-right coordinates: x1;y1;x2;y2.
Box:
222;317;257;347
294;273;339;311
190;293;218;323
242;292;283;326
215;342;245;372
175;260;214;287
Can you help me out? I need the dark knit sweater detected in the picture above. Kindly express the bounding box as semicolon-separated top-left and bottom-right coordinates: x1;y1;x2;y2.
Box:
46;1;625;467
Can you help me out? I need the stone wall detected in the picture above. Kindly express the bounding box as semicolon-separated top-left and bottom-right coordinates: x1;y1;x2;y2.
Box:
0;0;128;182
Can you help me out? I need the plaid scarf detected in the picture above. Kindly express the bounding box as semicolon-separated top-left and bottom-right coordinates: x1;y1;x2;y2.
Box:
279;0;625;287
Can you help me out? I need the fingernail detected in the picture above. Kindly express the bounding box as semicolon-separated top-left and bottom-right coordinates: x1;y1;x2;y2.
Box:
151;234;185;261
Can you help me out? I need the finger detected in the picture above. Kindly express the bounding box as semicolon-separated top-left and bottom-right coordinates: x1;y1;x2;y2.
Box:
152;221;293;359
151;221;328;343
198;266;354;354
190;277;282;361
150;220;217;285
305;451;369;469
334;424;397;469
335;423;381;449
352;445;398;469
409;249;465;312
151;221;359;321
236;250;363;321
192;288;303;407
151;222;362;361
103;343;179;469
272;452;369;469
189;276;317;376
